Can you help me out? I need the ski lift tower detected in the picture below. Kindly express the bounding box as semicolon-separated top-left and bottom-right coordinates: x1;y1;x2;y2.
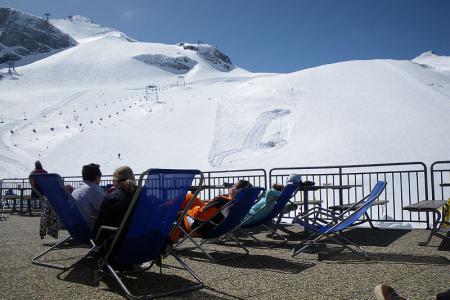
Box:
7;61;14;73
177;75;185;87
145;85;158;102
197;40;203;53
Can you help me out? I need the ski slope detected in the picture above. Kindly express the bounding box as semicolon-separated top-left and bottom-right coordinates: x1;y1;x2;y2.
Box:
0;16;449;178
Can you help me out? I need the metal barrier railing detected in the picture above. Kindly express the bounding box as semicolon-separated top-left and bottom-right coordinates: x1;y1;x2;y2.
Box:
430;161;450;201
269;162;429;227
199;169;267;200
0;177;40;213
1;162;446;229
0;169;267;212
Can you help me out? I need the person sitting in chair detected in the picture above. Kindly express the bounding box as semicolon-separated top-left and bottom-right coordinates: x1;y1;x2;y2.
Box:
72;163;105;229
92;166;137;249
181;179;253;237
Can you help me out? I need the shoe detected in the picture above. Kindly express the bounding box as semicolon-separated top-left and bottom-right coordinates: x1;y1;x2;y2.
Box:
374;284;407;300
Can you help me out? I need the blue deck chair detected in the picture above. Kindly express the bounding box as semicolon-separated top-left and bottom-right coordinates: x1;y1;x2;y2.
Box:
175;187;264;263
29;173;94;269
238;183;300;247
292;181;387;259
92;168;204;299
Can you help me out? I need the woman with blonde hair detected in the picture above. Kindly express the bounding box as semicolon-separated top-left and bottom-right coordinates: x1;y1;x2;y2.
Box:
92;166;137;255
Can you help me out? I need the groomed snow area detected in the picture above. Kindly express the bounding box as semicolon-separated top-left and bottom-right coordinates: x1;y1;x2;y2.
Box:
0;17;449;178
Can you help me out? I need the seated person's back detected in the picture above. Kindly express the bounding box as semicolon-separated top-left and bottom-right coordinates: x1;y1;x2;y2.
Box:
72;163;105;229
241;188;281;225
93;166;137;246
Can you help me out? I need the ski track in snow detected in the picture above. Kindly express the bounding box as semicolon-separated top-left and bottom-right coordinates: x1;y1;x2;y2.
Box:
243;109;290;149
209;108;290;167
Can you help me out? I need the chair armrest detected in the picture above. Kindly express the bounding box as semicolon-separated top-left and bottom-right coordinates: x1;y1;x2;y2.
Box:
94;225;119;242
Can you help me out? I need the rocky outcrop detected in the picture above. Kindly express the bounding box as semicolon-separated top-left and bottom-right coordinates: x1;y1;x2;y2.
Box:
177;43;234;71
134;54;197;74
0;7;77;64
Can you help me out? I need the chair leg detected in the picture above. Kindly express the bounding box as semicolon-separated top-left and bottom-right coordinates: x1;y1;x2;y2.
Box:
364;212;379;230
32;236;75;270
244;224;288;248
262;224;288;248
178;232;250;263
104;251;203;299
292;232;321;257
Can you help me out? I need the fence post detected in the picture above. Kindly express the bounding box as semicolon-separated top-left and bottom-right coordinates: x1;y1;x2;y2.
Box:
338;167;343;206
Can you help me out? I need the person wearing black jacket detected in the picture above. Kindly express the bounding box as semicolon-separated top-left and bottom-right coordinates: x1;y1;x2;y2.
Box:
92;166;137;261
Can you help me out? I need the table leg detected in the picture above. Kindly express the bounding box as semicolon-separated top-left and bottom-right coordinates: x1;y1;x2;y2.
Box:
12;198;17;213
303;190;309;234
424;209;441;246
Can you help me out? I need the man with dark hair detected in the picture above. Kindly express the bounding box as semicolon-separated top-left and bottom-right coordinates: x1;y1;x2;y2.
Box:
72;163;106;229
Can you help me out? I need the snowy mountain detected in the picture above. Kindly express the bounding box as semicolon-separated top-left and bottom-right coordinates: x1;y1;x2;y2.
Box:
0;7;77;66
50;15;136;44
0;10;449;178
413;51;450;72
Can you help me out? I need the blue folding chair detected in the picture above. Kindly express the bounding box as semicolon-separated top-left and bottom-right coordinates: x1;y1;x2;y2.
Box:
92;168;204;299
30;173;94;269
292;181;387;259
175;187;264;262
239;183;300;247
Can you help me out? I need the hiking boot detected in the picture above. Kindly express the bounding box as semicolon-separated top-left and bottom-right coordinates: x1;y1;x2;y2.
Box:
374;284;407;300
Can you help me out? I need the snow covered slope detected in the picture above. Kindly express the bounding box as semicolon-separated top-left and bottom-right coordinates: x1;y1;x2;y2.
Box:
50;15;136;44
0;13;449;178
413;51;450;72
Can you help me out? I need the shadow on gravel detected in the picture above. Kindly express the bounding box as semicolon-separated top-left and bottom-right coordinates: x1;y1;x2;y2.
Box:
330;228;411;247
58;256;224;299
177;249;315;274
323;251;450;266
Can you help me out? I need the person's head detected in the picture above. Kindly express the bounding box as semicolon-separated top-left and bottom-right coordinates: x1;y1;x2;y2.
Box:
112;166;136;195
35;160;43;170
65;184;74;194
272;183;284;192
228;179;253;198
82;163;102;184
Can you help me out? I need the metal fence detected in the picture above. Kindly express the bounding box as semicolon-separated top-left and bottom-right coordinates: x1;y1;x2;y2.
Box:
0;162;446;229
430;161;450;201
269;162;429;227
0;169;267;213
193;169;267;200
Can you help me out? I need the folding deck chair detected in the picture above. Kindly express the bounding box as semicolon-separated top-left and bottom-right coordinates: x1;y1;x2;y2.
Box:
30;173;94;269
91;168;204;299
175;187;264;263
292;181;387;259
238;183;300;248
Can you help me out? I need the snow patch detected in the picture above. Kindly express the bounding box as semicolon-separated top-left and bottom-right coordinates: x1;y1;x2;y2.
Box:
209;104;291;167
51;15;136;43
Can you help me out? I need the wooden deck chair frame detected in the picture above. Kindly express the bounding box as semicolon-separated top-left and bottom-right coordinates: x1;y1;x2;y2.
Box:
91;168;205;299
424;203;450;245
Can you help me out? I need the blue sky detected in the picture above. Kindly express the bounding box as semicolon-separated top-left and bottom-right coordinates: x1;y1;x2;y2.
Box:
2;0;450;73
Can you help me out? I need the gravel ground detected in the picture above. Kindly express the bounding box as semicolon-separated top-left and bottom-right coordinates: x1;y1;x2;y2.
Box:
0;214;449;300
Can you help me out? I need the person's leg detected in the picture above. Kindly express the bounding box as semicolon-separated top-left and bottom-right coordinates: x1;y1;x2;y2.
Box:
374;284;407;300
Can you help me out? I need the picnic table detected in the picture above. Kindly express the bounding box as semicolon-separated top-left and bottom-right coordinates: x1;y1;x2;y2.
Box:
403;200;449;246
1;188;39;215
